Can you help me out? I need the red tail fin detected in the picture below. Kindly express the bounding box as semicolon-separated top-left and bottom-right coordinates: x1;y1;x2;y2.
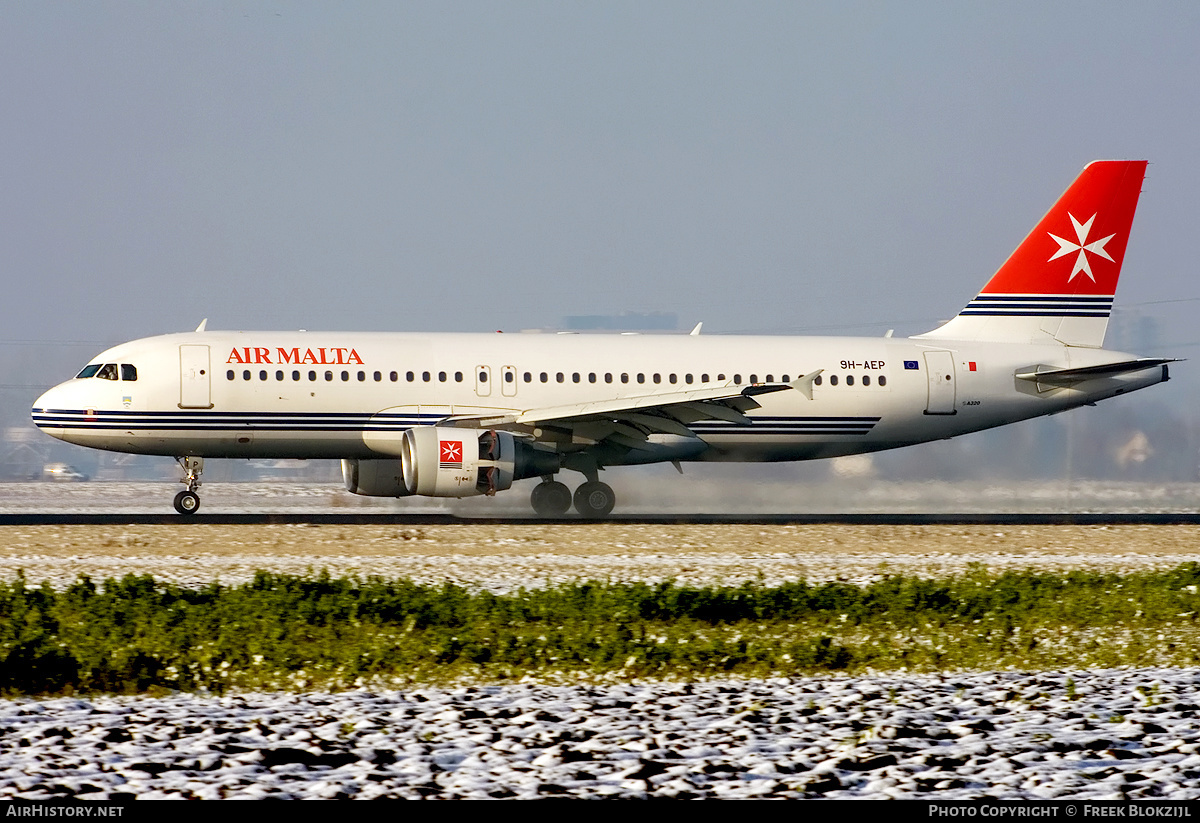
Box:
917;160;1147;347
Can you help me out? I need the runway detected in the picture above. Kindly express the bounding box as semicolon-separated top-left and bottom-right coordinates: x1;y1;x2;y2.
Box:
5;479;1200;523
4;511;1200;525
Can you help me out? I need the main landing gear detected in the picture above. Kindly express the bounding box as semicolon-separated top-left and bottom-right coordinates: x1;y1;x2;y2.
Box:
529;476;616;518
173;456;203;515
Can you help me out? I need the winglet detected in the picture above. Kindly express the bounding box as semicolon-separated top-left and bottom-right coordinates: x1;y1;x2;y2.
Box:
789;369;824;400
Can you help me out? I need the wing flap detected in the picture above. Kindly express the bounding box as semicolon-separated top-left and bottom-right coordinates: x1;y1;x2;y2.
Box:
441;382;803;443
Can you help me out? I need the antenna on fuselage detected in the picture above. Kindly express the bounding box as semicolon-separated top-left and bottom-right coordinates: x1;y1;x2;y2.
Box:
690;322;703;336
195;319;208;332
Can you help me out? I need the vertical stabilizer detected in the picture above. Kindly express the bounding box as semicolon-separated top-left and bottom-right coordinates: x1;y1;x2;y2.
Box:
916;160;1147;347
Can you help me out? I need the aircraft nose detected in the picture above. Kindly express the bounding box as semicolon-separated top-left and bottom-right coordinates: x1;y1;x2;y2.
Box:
31;382;71;439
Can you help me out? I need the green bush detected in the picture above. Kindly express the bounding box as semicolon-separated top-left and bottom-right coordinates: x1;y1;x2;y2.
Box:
1;565;1199;695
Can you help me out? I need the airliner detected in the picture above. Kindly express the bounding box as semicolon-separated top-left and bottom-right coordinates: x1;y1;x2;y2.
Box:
32;161;1174;516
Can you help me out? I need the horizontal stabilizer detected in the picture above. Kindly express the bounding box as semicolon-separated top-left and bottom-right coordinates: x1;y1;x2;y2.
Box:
1015;358;1178;385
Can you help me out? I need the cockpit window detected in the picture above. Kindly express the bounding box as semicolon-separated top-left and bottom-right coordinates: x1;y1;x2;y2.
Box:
121;364;137;381
97;364;119;381
76;364;101;379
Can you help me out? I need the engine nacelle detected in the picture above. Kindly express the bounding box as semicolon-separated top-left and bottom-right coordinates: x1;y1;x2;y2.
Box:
344;428;559;499
400;426;514;497
341;458;412;497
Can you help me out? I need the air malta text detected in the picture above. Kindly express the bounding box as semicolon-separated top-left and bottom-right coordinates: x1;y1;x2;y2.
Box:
226;347;364;366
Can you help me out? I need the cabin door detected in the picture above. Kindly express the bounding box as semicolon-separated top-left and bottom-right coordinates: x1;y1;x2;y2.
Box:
923;350;957;415
179;345;213;409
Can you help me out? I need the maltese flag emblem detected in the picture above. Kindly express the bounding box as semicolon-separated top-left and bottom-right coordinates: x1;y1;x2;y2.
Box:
439;440;463;469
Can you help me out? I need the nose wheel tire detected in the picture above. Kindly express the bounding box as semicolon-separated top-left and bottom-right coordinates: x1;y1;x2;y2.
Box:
573;481;615;517
530;481;572;516
173;490;200;515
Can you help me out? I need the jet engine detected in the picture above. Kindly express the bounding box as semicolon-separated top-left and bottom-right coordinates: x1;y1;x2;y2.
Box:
341;457;412;498
342;428;559;498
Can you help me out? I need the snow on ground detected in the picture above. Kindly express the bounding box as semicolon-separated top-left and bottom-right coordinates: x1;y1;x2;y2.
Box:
2;669;1198;799
4;546;1200;593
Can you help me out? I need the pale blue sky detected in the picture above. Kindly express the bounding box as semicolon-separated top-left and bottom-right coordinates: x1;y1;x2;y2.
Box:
3;1;1198;352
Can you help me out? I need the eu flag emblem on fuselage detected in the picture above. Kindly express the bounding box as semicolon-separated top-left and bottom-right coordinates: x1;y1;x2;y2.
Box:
904;361;920;370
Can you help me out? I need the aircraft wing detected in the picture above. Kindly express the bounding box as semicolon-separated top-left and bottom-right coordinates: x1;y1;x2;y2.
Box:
442;371;822;448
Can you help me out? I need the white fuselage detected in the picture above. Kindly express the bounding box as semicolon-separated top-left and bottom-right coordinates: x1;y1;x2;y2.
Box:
31;330;1166;465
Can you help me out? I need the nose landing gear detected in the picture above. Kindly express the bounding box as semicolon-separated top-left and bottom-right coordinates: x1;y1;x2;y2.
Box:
173;456;204;515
